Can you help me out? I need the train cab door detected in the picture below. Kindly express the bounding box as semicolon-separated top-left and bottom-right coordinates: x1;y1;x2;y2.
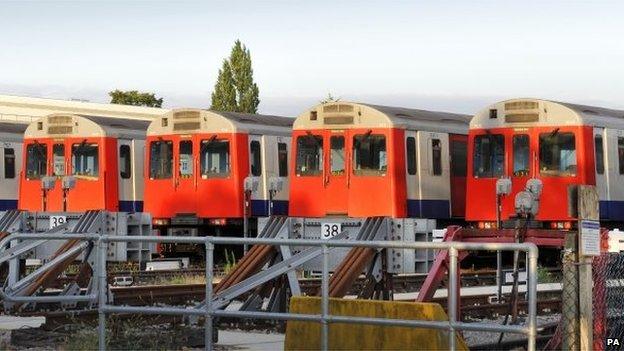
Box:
173;137;196;214
510;133;531;208
324;131;349;215
248;135;265;215
593;128;608;209
47;142;67;211
449;134;467;217
118;139;134;212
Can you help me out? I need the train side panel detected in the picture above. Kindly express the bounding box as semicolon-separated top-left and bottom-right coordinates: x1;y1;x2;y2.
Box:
0;142;21;210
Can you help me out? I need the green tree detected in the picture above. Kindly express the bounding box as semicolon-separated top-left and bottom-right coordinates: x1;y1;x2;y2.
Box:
109;90;163;107
210;40;260;113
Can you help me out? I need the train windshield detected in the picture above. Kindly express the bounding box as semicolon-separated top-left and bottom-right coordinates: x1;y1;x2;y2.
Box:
26;143;47;180
200;139;230;178
53;144;65;176
179;140;193;178
149;140;173;179
72;143;99;178
295;135;323;176
353;134;387;176
539;132;576;177
473;134;504;178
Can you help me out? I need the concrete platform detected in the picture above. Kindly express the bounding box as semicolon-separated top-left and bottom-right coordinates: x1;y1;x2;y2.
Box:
217;330;285;351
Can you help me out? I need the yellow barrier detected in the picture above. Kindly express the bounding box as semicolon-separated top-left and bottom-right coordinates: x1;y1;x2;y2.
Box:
284;297;468;351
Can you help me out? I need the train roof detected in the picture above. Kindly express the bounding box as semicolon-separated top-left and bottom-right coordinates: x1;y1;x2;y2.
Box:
471;98;624;130
25;113;149;140
147;109;293;136
293;102;471;134
0;122;28;143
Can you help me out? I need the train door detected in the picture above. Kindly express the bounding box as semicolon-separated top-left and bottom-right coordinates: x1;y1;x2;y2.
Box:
509;133;530;216
594;128;608;206
449;134;467;217
174;137;196;214
47;142;66;210
249;135;265;215
118;139;135;212
405;131;419;216
325;131;349;215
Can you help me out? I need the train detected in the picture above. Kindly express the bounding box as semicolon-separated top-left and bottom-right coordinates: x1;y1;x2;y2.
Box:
144;109;293;254
466;98;624;229
0;122;27;210
289;102;471;221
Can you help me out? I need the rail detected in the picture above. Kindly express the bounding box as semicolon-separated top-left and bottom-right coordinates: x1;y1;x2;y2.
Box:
0;233;539;351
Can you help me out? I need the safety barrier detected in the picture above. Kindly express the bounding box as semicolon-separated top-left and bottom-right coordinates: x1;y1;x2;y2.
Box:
0;232;539;351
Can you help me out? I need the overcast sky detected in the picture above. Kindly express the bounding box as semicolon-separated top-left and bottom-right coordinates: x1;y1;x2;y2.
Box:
1;1;623;116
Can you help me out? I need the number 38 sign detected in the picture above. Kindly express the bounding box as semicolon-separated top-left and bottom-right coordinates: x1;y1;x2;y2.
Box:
321;223;341;239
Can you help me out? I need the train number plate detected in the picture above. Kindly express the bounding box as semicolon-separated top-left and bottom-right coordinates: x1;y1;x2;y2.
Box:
321;223;341;240
49;215;66;229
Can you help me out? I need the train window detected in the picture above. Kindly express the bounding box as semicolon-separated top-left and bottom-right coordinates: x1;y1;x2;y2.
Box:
406;137;417;175
451;140;467;177
295;135;323;176
53;144;65;176
179;140;193;178
278;142;288;177
3;148;15;179
330;136;345;175
149;140;173;179
119;145;131;179
353;134;387;176
250;140;262;176
595;135;604;175
201;139;230;178
72;143;99;178
539;132;576;177
512;135;530;177
619;138;624;174
431;139;442;176
26;143;47;180
473;134;504;178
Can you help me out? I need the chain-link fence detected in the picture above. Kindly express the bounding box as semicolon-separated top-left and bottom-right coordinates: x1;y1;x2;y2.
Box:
546;250;624;350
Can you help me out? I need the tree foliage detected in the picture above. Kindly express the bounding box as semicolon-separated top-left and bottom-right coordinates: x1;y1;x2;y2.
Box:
210;40;260;113
109;90;163;107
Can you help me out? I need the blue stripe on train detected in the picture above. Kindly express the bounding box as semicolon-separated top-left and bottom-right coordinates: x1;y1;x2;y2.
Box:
406;199;450;219
0;199;18;211
118;200;144;213
251;200;289;217
600;200;624;221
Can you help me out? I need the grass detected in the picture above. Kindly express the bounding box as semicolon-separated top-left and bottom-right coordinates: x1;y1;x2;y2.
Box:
537;266;559;283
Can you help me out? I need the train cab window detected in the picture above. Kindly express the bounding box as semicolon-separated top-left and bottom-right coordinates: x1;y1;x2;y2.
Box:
330;136;345;175
539;132;576;177
278;142;288;177
250;140;262;176
431;139;442;176
473;134;504;178
512;135;530;177
618;137;624;175
149;140;173;179
179;140;193;178
450;140;467;177
53;144;65;176
353;134;387;176
3;148;15;179
119;145;131;179
595;135;605;175
26;143;47;180
295;135;323;176
201;139;230;178
72;143;99;178
406;137;417;175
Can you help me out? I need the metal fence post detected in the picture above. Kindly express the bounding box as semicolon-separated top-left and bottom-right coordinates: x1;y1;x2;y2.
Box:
321;244;329;351
205;240;214;351
97;236;107;351
448;246;458;351
527;247;538;351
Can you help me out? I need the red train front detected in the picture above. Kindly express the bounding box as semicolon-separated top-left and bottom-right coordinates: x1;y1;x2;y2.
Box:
465;98;618;228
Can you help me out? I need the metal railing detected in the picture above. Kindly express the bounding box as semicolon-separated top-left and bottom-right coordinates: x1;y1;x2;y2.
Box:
0;233;539;351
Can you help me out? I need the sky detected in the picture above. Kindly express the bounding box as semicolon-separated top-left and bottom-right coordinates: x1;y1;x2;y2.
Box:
1;0;623;116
